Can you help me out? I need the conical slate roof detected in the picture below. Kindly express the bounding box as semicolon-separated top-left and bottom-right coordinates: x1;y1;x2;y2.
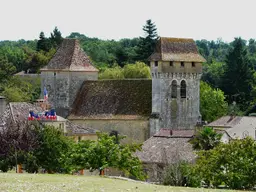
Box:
41;39;98;72
149;37;206;62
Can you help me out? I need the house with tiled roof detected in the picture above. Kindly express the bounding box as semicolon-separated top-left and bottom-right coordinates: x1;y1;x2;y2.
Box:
207;116;256;143
135;128;196;182
0;102;97;141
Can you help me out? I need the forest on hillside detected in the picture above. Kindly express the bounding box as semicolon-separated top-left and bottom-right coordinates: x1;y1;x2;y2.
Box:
1;20;256;122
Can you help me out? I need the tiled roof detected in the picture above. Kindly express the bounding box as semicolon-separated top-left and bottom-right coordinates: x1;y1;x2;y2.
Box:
0;102;97;135
69;80;152;119
154;128;195;138
149;37;206;62
207;116;243;128
135;136;196;164
41;39;98;72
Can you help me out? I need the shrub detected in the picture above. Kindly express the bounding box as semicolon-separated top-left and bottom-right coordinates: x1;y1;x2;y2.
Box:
192;137;256;189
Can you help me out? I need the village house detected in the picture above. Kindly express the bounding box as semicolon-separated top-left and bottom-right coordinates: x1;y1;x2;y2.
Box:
207;115;256;143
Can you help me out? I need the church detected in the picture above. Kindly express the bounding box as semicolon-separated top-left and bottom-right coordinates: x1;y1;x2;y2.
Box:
40;37;205;144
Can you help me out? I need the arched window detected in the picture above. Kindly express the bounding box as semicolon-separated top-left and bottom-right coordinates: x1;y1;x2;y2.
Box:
181;80;186;98
171;80;177;98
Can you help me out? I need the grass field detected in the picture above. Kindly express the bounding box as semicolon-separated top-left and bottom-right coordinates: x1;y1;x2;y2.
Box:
0;173;245;192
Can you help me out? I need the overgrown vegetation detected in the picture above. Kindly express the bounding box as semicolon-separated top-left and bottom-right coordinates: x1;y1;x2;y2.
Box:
0;123;146;180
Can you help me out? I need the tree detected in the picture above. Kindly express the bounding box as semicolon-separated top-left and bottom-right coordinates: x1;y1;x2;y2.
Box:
1;76;41;102
66;133;146;180
190;127;222;151
0;56;16;84
201;62;225;88
200;81;228;122
31;125;71;173
123;62;151;79
50;27;63;48
0;120;39;172
37;32;52;52
221;37;254;109
192;137;256;189
136;19;158;63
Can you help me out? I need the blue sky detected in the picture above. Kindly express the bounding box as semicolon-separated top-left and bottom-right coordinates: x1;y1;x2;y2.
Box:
1;0;256;42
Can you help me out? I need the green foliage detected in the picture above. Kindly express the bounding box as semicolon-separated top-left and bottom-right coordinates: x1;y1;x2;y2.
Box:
67;32;140;68
123;62;151;79
200;81;228;122
0;56;16;84
201;62;225;88
136;19;158;63
163;161;186;186
192;137;256;189
163;162;201;187
99;65;124;79
99;62;151;79
50;27;63;48
66;133;146;180
190;127;222;151
221;38;254;109
37;32;52;52
31;125;71;173
37;27;63;52
1;76;41;102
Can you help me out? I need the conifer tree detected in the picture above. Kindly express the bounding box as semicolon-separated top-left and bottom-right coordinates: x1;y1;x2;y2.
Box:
37;32;51;52
221;37;253;108
136;19;158;64
50;27;63;48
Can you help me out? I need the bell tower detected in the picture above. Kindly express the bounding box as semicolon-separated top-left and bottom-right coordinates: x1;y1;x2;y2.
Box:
149;37;206;136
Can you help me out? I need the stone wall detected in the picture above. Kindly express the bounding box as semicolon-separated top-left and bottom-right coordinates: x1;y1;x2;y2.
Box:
41;71;98;117
150;61;201;134
69;119;150;144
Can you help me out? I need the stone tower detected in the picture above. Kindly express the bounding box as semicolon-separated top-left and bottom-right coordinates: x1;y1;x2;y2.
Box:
40;39;98;117
149;37;206;136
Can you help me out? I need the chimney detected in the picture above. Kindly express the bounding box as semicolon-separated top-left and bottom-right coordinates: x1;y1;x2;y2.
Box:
0;96;6;115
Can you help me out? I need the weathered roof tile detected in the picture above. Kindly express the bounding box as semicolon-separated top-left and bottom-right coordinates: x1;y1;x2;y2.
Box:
41;39;98;72
70;80;152;118
149;37;206;62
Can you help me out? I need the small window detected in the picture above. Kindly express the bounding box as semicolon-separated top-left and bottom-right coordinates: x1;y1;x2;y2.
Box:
181;62;184;67
171;80;177;98
54;72;56;76
192;62;195;67
181;80;186;98
154;61;158;67
78;136;81;142
170;61;173;67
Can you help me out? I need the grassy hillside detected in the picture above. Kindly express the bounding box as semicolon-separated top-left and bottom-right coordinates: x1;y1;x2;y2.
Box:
0;173;244;192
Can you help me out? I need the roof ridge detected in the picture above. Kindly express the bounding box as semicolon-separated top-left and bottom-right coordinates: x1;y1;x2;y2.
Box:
69;39;78;70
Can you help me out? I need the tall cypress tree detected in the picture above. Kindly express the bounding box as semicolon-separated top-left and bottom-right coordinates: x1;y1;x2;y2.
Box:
136;19;158;64
221;37;253;108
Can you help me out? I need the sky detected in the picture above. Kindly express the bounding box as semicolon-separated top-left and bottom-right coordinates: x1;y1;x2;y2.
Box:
1;0;256;42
